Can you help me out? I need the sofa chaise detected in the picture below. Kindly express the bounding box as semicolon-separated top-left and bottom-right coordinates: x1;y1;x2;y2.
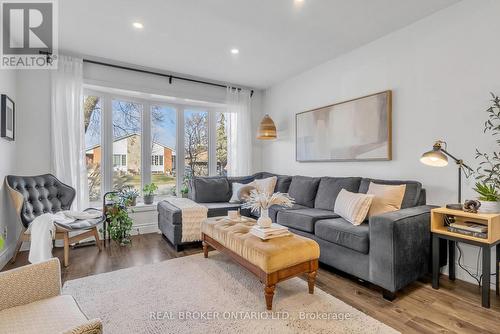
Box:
158;172;441;299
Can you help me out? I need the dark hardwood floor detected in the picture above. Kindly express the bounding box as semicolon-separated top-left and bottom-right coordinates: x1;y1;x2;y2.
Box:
3;233;500;334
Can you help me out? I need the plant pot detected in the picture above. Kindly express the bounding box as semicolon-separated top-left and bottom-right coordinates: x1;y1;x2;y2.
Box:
144;195;155;205
181;192;188;198
257;208;272;228
478;200;500;214
119;237;131;246
128;197;137;207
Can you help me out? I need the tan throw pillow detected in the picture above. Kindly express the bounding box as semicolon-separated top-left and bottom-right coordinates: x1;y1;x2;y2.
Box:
367;182;406;217
237;185;256;202
250;176;277;195
334;189;374;225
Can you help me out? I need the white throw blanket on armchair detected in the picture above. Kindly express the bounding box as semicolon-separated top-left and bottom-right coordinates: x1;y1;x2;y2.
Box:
27;210;102;264
27;212;71;264
165;198;208;242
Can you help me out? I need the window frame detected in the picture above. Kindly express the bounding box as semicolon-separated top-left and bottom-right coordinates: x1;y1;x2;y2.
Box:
83;88;226;202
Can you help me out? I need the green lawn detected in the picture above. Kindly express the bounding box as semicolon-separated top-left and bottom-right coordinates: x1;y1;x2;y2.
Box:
114;173;176;195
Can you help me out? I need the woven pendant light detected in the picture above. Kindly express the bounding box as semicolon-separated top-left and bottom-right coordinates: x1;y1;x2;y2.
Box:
257;114;277;140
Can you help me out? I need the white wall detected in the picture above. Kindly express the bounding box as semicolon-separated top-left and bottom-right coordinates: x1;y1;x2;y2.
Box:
16;70;52;175
0;70;19;269
261;0;500;287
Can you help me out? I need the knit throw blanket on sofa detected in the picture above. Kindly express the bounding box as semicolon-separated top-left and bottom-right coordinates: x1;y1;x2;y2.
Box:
165;198;208;242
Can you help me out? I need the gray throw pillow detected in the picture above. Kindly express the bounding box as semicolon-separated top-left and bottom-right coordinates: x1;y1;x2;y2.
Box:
192;177;231;203
314;177;362;210
275;175;292;193
288;176;321;208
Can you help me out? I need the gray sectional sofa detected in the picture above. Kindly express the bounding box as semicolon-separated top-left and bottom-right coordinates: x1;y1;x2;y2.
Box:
158;172;437;299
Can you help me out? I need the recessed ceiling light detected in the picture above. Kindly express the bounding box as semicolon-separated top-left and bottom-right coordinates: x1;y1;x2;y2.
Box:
132;22;144;29
230;48;239;55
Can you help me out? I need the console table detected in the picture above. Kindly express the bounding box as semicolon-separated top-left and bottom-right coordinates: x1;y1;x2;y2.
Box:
431;207;500;308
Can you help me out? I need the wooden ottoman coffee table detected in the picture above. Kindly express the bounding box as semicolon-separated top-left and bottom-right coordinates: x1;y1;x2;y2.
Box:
201;216;320;310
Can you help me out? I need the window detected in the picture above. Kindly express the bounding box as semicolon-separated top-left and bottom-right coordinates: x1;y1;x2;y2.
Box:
83;87;228;201
112;99;142;190
113;154;126;167
84;95;102;204
216;112;228;176
151;105;177;197
151;155;163;166
184;110;208;177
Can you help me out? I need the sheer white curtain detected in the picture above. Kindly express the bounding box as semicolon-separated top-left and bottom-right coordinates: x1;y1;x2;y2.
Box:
51;55;88;210
226;87;252;176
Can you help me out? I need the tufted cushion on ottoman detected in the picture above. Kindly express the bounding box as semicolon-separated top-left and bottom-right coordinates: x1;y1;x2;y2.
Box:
202;217;320;273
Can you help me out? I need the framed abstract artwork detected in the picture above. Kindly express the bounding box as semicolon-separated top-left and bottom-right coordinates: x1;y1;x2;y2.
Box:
1;94;15;141
296;90;392;162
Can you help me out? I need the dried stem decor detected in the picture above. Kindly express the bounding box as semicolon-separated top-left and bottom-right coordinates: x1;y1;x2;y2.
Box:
242;190;294;212
242;190;294;228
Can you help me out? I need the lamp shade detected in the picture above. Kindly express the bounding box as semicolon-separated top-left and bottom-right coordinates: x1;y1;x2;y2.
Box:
257;114;277;140
420;148;448;167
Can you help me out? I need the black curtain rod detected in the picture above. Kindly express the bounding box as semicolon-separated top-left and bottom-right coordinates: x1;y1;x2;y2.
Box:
83;59;254;97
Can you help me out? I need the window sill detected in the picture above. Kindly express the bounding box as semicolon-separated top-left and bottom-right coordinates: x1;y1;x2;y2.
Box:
128;202;160;212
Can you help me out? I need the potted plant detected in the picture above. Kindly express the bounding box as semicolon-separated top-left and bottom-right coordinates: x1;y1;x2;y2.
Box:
171;177;190;198
104;193;134;246
181;183;189;198
173;176;190;198
143;183;158;205
474;93;500;213
120;186;139;206
473;182;500;213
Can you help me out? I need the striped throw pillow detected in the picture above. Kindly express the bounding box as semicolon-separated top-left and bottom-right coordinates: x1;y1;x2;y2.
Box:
334;189;374;225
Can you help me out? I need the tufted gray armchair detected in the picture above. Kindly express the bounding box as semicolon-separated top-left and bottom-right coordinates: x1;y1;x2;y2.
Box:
5;174;104;267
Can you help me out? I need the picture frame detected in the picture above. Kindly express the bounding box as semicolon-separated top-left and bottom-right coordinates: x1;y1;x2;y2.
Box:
296;90;392;162
1;94;15;141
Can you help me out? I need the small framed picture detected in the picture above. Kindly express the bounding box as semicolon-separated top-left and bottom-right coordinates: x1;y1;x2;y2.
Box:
1;94;15;141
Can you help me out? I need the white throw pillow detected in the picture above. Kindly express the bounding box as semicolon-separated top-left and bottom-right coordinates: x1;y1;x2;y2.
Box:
334;189;374;225
229;183;245;203
250;176;277;195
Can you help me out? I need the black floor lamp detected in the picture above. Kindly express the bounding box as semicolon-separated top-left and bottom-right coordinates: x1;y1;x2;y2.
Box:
420;140;474;210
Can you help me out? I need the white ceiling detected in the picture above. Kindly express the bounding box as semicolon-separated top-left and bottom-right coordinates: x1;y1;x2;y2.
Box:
60;0;460;89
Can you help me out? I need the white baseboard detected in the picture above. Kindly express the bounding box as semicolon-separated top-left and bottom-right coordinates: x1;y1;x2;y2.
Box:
130;222;160;235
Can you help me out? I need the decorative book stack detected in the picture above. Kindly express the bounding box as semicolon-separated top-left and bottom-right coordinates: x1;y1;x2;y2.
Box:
250;223;291;240
446;221;488;239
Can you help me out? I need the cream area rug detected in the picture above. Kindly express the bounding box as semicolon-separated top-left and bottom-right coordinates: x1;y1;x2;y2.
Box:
63;252;398;334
